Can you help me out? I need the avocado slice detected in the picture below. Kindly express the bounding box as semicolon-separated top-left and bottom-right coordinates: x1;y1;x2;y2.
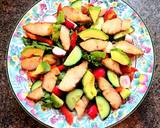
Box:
64;46;82;66
71;0;82;11
96;96;110;120
51;93;64;108
31;61;51;76
82;70;97;100
79;28;109;41
31;80;42;91
91;17;104;30
111;48;131;65
89;6;101;23
57;11;65;24
21;47;44;58
113;27;135;40
107;70;120;87
69;0;77;2
120;88;131;99
66;89;83;111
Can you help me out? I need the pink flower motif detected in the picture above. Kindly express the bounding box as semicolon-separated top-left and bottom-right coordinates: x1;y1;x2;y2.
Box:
94;125;98;128
25;98;35;107
17;91;26;101
19;69;25;75
31;109;38;117
138;84;148;93
148;67;152;73
139;74;148;84
40;3;47;10
142;44;151;53
31;109;36;115
50;116;59;124
16;75;27;84
7;56;11;62
140;22;145;27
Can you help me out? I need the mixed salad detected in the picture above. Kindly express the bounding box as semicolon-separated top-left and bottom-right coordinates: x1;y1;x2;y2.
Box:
21;0;144;125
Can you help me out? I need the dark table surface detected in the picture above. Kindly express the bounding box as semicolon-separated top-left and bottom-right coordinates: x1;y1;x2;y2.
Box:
0;0;160;128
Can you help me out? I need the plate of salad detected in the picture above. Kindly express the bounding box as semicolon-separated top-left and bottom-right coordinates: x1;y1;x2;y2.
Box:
7;0;155;127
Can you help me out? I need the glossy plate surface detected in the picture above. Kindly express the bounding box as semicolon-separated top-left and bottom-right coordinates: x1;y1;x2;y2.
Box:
7;0;155;127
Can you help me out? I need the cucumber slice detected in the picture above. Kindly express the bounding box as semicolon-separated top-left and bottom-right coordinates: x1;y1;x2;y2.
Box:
51;93;64;108
64;46;82;66
31;80;42;91
66;89;83;110
96;96;110;120
107;70;120;87
113;27;135;40
71;0;82;11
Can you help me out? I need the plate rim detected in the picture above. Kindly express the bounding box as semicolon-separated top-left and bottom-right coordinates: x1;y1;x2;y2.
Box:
5;0;156;128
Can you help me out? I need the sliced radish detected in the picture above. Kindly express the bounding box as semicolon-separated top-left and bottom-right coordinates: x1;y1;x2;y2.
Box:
64;19;77;29
99;7;107;16
43;15;57;23
120;75;131;88
125;34;133;44
52;46;66;57
103;41;113;53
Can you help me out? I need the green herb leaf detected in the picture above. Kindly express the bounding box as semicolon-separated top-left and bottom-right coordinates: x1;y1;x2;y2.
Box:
22;37;32;46
58;71;66;81
90;51;106;59
82;52;102;67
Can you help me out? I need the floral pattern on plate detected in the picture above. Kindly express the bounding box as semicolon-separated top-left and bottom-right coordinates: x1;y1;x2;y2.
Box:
7;0;154;127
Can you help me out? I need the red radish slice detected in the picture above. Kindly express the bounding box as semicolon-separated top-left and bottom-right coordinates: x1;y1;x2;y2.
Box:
52;46;66;57
125;34;133;44
64;19;77;29
120;75;131;88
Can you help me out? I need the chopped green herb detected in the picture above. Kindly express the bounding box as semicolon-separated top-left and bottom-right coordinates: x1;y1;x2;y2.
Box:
22;37;32;46
90;51;106;59
58;72;66;81
82;52;102;67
